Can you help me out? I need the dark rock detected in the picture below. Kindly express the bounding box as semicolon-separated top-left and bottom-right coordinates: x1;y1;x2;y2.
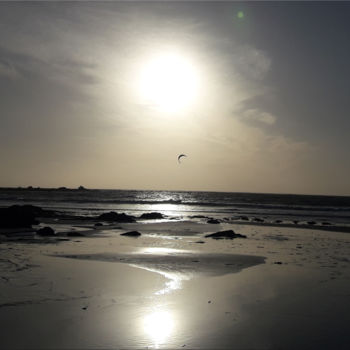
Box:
274;261;283;265
240;216;249;221
78;186;87;190
94;222;103;227
37;226;55;236
121;231;141;237
322;222;332;226
190;215;208;219
293;220;299;225
275;220;283;223
307;221;316;225
207;219;220;224
67;231;84;237
205;230;247;240
0;205;42;228
253;217;264;223
195;240;205;244
98;211;135;223
140;212;164;220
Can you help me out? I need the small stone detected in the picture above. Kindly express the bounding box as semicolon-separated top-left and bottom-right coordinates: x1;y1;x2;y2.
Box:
121;231;141;237
36;226;55;236
205;230;247;240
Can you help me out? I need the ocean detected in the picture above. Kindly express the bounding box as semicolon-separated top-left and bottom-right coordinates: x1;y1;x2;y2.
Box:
1;188;350;227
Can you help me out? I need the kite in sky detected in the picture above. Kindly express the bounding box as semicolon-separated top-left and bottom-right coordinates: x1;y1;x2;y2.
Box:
178;154;187;163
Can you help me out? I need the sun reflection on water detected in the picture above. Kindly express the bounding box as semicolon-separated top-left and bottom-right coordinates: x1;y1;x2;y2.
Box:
140;247;186;254
143;310;174;347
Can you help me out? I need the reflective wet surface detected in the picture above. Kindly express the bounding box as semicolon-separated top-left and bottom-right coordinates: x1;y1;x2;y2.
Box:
1;225;349;349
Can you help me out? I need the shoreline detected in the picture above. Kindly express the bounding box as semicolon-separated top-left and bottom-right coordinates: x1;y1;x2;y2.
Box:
1;205;350;349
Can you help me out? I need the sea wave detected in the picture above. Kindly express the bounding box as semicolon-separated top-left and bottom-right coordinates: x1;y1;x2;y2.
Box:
1;196;350;213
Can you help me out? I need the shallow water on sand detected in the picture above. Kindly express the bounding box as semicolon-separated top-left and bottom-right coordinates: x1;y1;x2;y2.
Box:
1;221;350;349
0;246;349;349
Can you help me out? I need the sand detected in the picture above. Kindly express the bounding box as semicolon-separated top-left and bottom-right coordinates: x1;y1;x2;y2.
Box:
0;220;349;349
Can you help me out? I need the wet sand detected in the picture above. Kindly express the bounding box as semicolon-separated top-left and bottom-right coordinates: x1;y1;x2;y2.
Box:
1;220;350;349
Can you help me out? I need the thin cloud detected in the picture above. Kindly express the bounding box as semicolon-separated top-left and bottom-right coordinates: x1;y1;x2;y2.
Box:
243;108;277;125
0;60;20;80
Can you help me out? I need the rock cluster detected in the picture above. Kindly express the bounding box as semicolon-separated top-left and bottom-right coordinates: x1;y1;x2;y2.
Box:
0;205;51;228
205;230;247;240
97;212;135;223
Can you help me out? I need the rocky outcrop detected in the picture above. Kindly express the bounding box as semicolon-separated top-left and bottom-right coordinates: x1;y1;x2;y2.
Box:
139;212;164;220
205;229;247;240
0;205;40;228
97;211;135;223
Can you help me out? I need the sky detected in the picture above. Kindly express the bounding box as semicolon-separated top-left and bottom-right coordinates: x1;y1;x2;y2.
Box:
0;1;350;195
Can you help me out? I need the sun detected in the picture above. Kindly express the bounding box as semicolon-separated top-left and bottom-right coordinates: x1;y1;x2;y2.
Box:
138;52;199;113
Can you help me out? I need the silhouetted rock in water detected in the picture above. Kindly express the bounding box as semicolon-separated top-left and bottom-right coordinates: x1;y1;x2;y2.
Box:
190;215;208;219
307;221;316;225
19;205;56;218
121;231;141;237
275;220;283;223
322;222;332;226
140;212;164;220
98;211;135;223
274;261;283;265
94;222;103;227
37;226;55;236
240;216;249;221
0;205;44;228
253;217;264;223
67;231;84;237
207;219;220;224
205;230;247;240
293;220;299;224
78;185;87;190
195;240;205;244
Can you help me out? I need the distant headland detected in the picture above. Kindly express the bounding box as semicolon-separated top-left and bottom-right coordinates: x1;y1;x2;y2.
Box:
0;186;88;191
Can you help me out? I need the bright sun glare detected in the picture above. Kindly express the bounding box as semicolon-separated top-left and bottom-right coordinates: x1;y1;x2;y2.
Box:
138;52;199;113
143;310;174;345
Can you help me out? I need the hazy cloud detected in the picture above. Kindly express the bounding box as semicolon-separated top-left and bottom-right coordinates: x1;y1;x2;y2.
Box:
0;60;20;80
242;108;277;125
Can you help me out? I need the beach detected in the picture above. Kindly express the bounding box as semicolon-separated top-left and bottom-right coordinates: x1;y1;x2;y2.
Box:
2;1;350;348
1;207;350;349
